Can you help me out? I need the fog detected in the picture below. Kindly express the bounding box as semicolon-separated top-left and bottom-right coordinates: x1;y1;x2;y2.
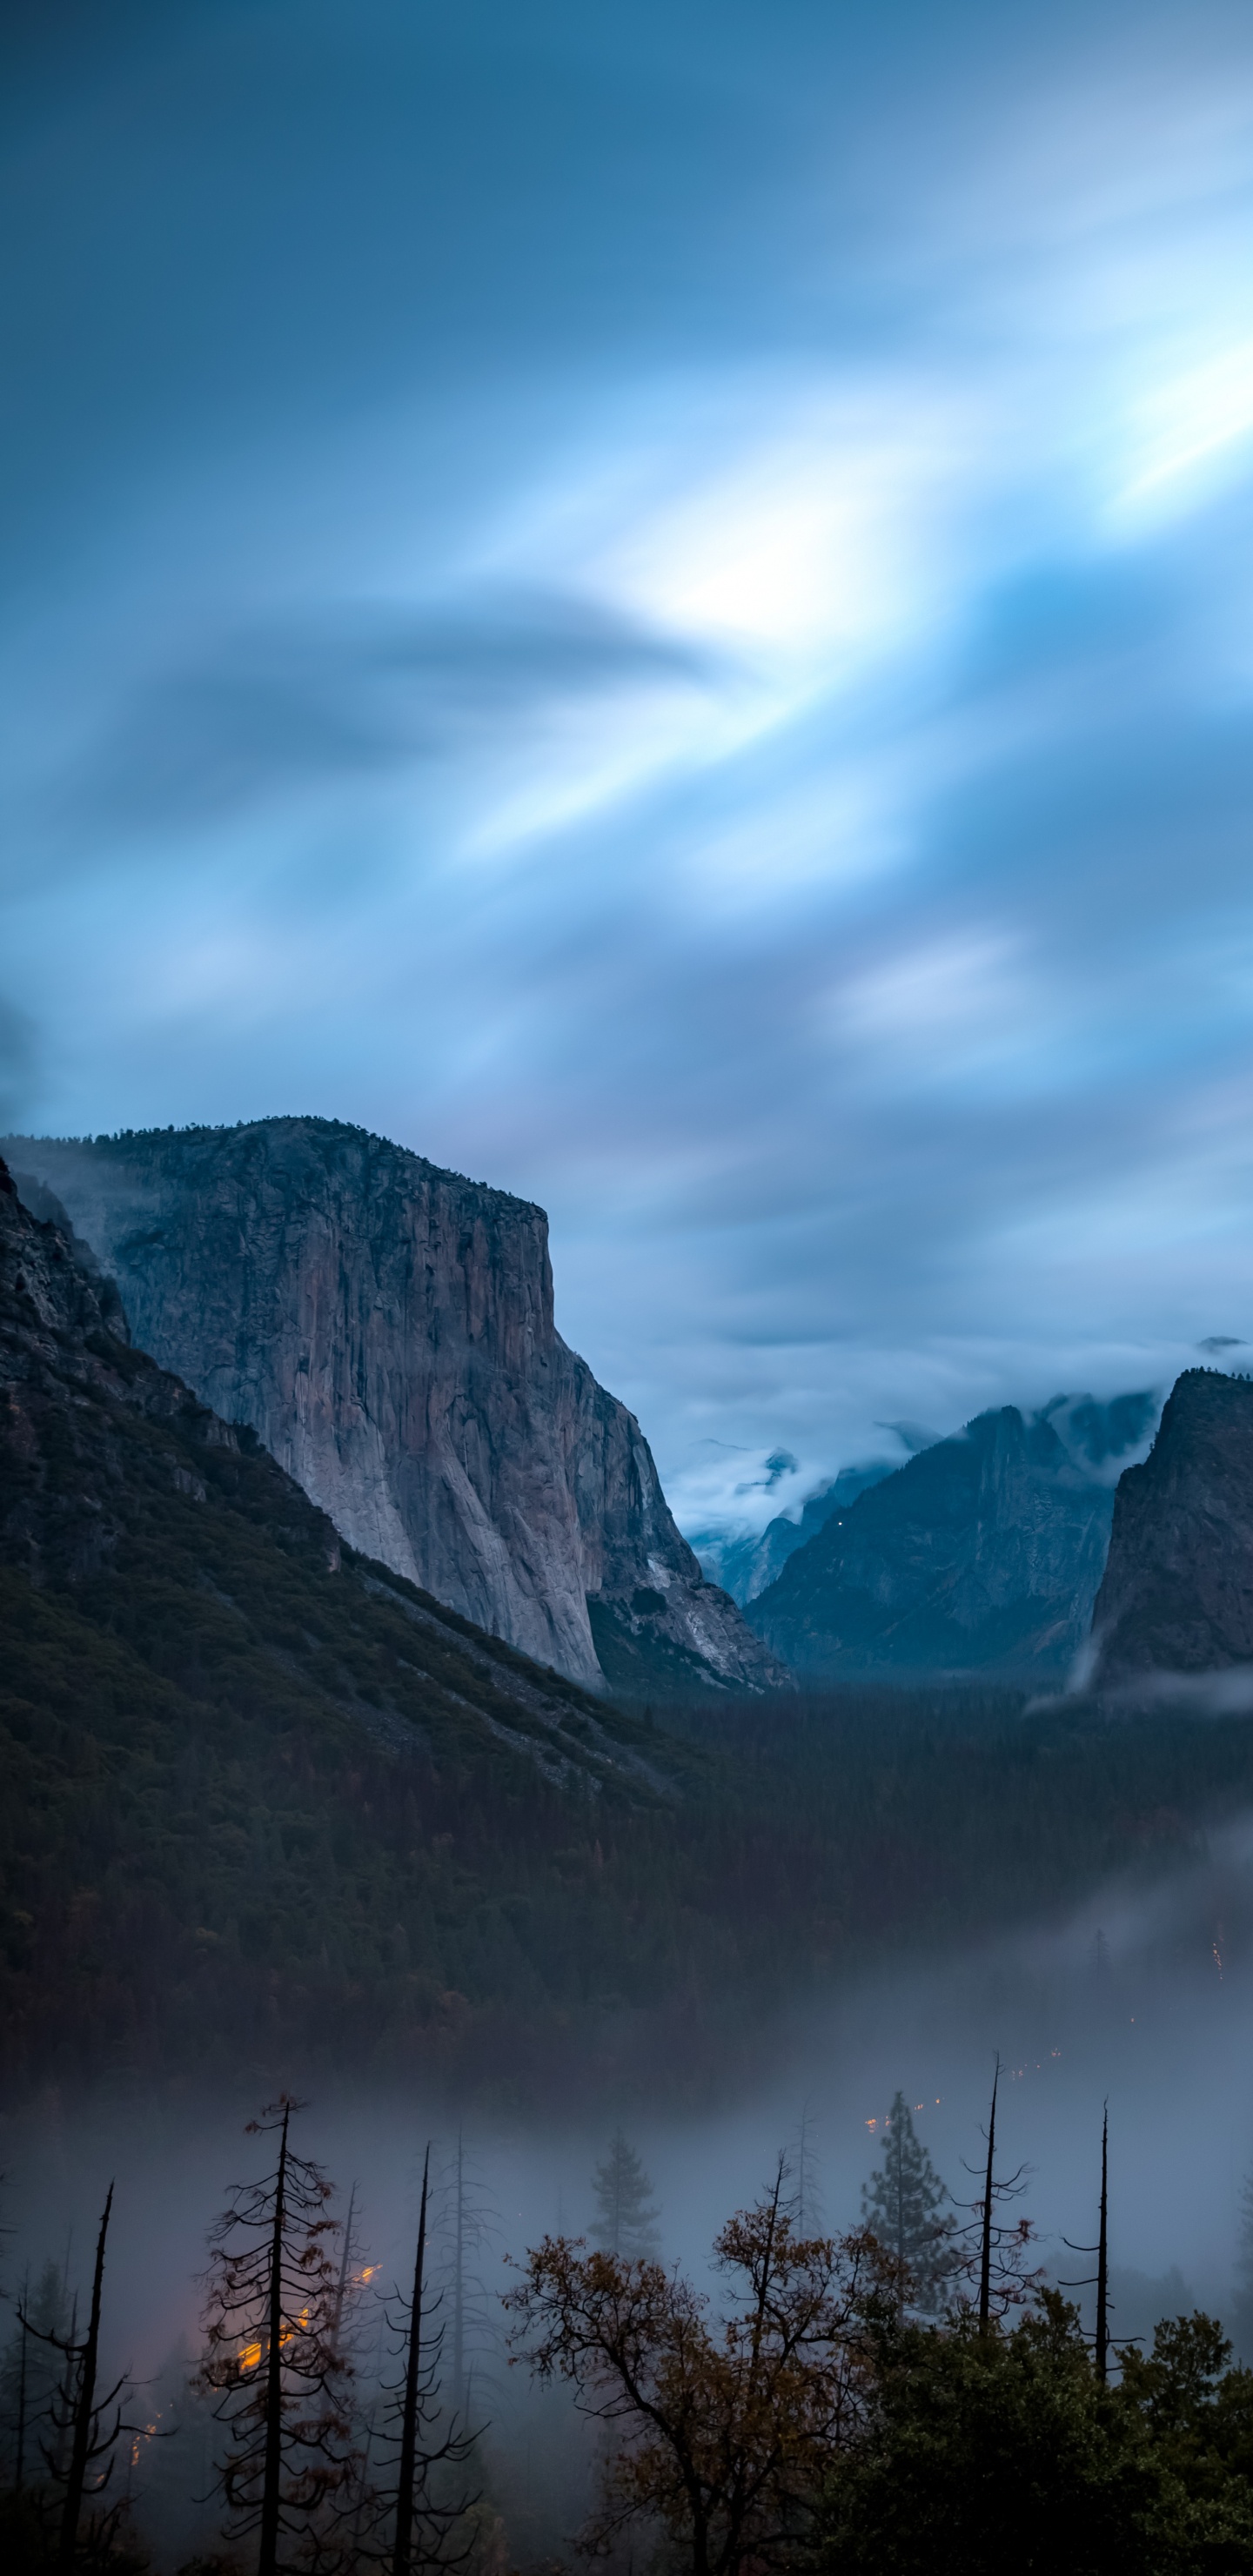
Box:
5;1808;1253;2561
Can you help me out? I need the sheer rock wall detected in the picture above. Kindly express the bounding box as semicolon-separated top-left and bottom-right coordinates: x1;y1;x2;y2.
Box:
4;1118;782;1693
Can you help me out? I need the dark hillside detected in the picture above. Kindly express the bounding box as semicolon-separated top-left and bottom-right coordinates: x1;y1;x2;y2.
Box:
0;1157;712;2094
6;1164;1253;2107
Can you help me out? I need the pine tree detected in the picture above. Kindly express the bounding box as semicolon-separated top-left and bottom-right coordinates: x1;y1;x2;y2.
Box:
861;2095;955;2315
591;2133;660;2259
787;2104;824;2237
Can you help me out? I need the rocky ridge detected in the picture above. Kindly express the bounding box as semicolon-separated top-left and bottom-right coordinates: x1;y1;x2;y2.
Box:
695;1463;896;1607
748;1396;1155;1680
4;1118;783;1695
0;1150;685;1800
1090;1369;1253;1693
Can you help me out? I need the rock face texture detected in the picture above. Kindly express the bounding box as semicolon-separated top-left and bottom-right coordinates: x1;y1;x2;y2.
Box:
3;1118;781;1694
0;1150;341;1592
748;1399;1154;1680
1090;1370;1253;1689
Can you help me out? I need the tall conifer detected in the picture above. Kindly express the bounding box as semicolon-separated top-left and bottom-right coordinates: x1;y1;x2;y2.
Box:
591;2134;660;2258
861;2095;955;2314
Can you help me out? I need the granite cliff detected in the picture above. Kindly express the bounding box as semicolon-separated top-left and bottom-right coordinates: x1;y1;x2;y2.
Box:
1090;1369;1253;1692
4;1117;782;1695
0;1148;650;1788
748;1394;1155;1680
0;1150;753;2085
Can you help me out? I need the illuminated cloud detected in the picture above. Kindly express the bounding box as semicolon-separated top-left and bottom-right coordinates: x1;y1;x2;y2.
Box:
4;0;1253;1531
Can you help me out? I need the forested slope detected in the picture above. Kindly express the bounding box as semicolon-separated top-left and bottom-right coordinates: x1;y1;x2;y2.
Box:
6;1160;1253;2105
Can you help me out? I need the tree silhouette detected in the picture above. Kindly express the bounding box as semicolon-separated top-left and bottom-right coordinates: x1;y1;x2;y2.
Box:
434;2132;499;2425
954;2058;1040;2330
196;2098;357;2576
506;2163;897;2576
17;2185;135;2571
861;2096;955;2315
591;2132;660;2259
365;2145;479;2576
1061;2105;1117;2383
787;2104;824;2238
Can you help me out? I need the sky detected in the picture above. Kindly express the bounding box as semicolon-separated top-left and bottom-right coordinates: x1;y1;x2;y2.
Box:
5;0;1253;1533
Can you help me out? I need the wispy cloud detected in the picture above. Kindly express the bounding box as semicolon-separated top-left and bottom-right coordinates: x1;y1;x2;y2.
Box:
5;0;1253;1526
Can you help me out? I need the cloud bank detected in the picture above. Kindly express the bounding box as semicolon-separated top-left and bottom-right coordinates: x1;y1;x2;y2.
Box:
5;0;1253;1522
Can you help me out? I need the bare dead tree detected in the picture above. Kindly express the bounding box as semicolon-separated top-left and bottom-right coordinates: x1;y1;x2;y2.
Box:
1061;2103;1122;2384
953;2057;1041;2329
196;2098;358;2576
17;2185;135;2572
364;2144;480;2576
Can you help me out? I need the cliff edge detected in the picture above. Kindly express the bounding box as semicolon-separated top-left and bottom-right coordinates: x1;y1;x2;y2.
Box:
3;1117;783;1694
1090;1369;1253;1690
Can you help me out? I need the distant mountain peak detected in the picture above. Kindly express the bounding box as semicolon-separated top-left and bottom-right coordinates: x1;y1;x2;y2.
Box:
747;1393;1155;1680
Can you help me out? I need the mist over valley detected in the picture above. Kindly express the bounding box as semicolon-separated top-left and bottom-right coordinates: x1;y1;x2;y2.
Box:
9;0;1253;2562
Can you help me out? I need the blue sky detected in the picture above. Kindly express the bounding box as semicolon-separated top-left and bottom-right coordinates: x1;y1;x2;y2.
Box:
5;0;1253;1532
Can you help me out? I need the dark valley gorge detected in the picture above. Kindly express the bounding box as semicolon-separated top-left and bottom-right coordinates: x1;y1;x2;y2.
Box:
1;1110;1252;2101
8;1117;1253;2576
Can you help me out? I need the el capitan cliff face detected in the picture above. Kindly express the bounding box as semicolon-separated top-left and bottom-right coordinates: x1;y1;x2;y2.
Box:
4;1117;781;1694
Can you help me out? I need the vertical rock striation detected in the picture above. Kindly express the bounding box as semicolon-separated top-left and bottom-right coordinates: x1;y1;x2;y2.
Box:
1089;1369;1253;1690
3;1118;783;1694
748;1403;1134;1679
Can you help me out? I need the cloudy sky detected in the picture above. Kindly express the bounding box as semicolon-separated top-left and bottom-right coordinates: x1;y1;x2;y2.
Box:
5;0;1253;1531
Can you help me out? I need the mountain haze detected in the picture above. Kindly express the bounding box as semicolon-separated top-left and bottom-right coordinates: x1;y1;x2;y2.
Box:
749;1396;1155;1680
695;1463;896;1607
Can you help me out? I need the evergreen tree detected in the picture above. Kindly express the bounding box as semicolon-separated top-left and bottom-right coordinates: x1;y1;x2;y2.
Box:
787;2104;824;2237
861;2095;955;2315
591;2133;660;2259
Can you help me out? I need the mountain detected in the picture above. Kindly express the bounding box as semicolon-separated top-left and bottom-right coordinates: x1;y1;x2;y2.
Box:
0;1149;736;2090
694;1463;895;1606
1090;1369;1253;1692
748;1393;1156;1680
9;1166;1253;2100
3;1118;782;1699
